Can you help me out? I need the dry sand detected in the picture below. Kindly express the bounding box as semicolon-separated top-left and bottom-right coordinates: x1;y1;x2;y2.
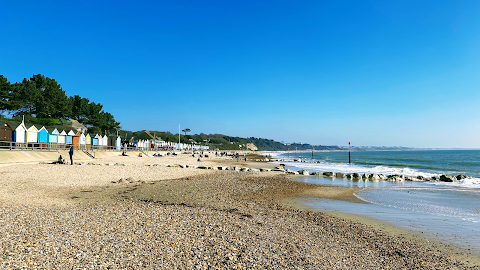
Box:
0;151;478;269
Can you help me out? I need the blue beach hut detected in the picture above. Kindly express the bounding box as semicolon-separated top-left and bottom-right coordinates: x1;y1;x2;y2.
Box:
66;130;75;145
92;134;99;149
37;126;49;143
47;128;59;144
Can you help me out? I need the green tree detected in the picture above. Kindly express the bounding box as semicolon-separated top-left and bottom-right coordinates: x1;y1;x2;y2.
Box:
70;95;92;121
182;128;191;135
29;74;71;118
12;78;40;117
0;75;15;113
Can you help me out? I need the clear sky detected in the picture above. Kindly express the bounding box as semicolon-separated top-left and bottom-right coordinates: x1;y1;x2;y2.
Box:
1;1;479;148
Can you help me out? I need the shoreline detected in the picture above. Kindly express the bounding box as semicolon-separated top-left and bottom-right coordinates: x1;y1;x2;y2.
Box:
0;151;478;268
284;194;480;266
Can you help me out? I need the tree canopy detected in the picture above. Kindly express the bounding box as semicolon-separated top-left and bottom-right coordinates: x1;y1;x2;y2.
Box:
0;74;120;133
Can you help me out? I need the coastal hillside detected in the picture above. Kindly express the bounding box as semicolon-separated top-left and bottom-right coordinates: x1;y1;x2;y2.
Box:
120;130;343;151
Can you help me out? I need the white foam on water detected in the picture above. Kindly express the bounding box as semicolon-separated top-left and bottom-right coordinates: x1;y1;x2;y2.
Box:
274;160;438;178
426;177;480;189
269;152;480;189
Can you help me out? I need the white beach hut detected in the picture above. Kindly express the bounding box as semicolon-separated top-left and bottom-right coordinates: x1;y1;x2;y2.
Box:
102;135;108;149
80;133;86;149
58;130;67;145
12;122;27;144
116;136;121;150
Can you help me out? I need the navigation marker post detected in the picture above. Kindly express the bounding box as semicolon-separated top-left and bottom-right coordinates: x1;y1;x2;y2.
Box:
348;142;351;164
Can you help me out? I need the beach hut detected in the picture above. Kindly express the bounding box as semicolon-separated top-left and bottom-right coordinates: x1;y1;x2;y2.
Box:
107;135;116;149
47;128;59;146
102;135;108;149
85;134;91;149
92;134;99;149
11;122;27;147
37;126;49;148
73;131;81;149
66;130;75;145
26;125;39;144
98;134;103;149
80;133;86;149
116;136;121;150
0;122;12;142
58;130;67;146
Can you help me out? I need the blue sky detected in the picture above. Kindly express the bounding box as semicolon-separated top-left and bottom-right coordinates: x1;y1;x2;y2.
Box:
1;1;480;148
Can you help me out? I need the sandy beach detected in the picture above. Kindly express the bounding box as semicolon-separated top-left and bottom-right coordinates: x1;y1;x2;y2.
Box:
0;151;478;269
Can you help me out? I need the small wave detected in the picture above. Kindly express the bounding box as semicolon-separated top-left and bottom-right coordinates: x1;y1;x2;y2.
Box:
426;178;480;189
275;161;438;178
355;187;480;222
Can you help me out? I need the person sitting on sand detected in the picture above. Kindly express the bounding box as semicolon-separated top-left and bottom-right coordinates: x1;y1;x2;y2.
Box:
121;151;128;156
138;153;142;157
55;155;65;164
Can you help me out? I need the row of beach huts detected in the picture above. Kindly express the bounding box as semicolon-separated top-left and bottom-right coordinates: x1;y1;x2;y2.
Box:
0;121;210;151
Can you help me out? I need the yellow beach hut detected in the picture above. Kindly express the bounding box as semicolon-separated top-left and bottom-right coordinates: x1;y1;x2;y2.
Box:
85;134;91;149
26;125;39;145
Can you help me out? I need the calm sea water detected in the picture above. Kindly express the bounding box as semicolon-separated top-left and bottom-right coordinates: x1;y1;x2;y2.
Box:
271;150;480;256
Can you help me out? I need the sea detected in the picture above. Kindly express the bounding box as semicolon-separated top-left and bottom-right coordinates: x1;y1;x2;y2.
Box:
269;150;480;256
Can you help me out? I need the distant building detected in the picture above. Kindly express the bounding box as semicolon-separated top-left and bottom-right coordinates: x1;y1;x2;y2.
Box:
69;119;87;133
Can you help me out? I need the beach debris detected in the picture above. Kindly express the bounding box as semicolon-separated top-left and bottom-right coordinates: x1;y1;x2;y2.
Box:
114;163;126;166
240;167;249;172
217;166;228;171
440;174;457;182
259;168;271;172
250;168;260;172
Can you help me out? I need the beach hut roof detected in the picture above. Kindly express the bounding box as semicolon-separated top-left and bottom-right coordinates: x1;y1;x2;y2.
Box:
38;126;48;132
0;121;11;128
86;134;91;138
27;125;39;132
10;122;27;130
47;128;59;134
74;131;82;136
67;130;76;136
59;130;67;135
80;133;85;138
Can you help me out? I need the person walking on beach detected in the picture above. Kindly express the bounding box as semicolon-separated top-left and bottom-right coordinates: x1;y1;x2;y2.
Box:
69;146;74;165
